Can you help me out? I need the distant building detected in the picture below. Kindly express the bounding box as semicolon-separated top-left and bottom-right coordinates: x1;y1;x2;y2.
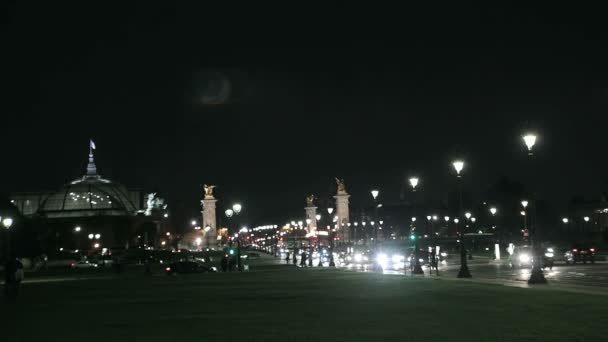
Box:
566;195;608;243
10;144;169;254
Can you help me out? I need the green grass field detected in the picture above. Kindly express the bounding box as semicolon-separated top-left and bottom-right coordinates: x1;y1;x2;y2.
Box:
4;268;608;341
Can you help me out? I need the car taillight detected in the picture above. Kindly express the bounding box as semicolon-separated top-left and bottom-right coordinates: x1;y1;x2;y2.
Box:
572;249;578;252
70;263;75;267
165;267;171;271
590;248;596;252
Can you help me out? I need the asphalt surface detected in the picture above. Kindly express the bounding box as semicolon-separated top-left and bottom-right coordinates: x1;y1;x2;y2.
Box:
11;253;608;295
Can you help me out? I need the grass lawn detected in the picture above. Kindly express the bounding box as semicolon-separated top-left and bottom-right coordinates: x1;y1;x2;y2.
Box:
4;268;607;341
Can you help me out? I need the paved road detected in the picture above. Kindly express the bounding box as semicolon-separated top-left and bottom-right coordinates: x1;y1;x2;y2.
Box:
350;259;608;292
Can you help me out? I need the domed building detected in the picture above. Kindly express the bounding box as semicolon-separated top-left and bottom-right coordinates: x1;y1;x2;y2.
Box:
10;143;169;254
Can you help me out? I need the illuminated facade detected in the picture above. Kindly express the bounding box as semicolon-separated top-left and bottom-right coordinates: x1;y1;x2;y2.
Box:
10;145;168;253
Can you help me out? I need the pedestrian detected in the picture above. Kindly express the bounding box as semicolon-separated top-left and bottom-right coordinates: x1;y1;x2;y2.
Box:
4;257;23;300
221;253;228;272
292;250;298;266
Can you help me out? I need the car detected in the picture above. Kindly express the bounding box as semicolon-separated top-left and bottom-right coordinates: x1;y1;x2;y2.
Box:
509;246;554;269
564;246;596;264
509;246;533;269
70;260;98;269
165;261;217;275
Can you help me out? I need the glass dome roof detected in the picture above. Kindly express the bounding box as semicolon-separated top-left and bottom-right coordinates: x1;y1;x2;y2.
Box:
38;150;137;218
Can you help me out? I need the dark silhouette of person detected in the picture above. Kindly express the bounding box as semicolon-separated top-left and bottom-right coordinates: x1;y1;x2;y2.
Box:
221;254;228;272
4;257;23;300
300;251;307;267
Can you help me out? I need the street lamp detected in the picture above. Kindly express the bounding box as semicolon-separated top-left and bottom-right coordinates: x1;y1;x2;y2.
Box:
232;203;242;215
453;160;464;178
521;200;529;209
226;203;243;271
452;160;471;278
523;134;537;156
490;207;497;216
316;214;321;221
327;207;334;215
522;132;546;284
562;217;569;224
409;177;419;191
225;209;234;218
2;218;13;229
583;216;590;222
74;226;82;232
465;212;472;220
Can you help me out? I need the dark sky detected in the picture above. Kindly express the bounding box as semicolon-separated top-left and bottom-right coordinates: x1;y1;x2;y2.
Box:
3;3;608;229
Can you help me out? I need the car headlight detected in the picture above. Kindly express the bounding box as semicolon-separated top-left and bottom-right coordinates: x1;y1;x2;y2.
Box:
519;254;531;263
377;253;389;267
354;253;363;263
392;254;404;264
440;252;448;257
544;252;554;258
547;248;554;253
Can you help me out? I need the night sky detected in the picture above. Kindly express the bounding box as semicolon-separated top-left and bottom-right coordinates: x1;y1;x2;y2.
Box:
3;3;608;229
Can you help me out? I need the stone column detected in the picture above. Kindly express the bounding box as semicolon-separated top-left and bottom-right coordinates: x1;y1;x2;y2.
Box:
202;197;218;249
305;205;318;235
334;191;351;243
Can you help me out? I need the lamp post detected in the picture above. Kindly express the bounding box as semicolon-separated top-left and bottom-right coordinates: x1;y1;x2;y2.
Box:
409;177;423;275
2;217;14;259
453;160;471;278
371;190;380;243
523;133;547;284
225;203;243;271
327;207;335;267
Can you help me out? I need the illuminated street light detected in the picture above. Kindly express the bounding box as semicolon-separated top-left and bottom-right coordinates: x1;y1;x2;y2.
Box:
432;215;438;221
427;215;432;221
454;218;459;224
584;216;590;222
411;217;416;222
362;221;367;227
465;212;472;220
163;213;169;218
354;222;358;226
490;207;497;216
232;203;242;214
327;208;334;215
316;214;321;221
191;220;197;226
95;234;101;239
409;177;419;190
444;216;450;222
471;217;477;223
88;234;94;239
521;200;529;208
371;190;379;200
306;218;312;225
74;226;82;232
453;160;464;177
520;211;526;216
562;218;569;224
2;217;13;229
93;243;100;248
225;209;234;218
523;134;537;155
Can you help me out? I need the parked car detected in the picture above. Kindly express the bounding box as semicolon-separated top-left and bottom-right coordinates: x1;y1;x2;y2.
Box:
564;246;596;264
164;261;217;275
70;260;98;269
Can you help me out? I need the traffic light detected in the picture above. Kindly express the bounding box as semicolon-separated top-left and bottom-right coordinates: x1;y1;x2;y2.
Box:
229;248;236;256
409;233;416;241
